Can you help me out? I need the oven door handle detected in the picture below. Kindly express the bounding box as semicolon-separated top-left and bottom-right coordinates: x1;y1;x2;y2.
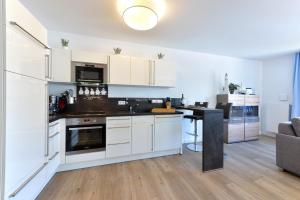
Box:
68;126;103;131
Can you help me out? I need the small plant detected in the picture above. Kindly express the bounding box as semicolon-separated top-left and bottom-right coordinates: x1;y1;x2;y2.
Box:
229;83;239;94
157;53;165;59
61;39;69;48
113;48;122;54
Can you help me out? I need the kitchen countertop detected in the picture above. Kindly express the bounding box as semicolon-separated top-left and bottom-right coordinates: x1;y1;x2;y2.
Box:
49;111;184;123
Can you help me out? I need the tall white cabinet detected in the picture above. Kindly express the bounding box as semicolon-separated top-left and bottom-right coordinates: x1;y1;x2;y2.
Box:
5;0;49;199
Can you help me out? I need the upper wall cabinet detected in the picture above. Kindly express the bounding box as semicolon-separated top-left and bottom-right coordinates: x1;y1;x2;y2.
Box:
6;0;48;80
130;57;151;86
50;48;71;82
72;50;107;64
108;55;131;85
6;0;48;46
152;60;176;87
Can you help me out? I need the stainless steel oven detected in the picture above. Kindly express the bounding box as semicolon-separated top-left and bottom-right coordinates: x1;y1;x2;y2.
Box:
66;117;106;155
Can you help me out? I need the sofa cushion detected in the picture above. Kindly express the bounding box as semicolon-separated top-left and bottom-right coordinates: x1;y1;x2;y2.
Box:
291;118;300;137
278;122;296;136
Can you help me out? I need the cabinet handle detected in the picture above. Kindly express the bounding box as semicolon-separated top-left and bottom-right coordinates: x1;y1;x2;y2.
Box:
45;83;49;157
49;152;59;161
9;21;49;49
151;124;154;152
8;162;48;198
69;126;103;131
156;115;181;119
49;122;59;128
107;126;131;129
107;118;130;121
49;131;60;138
107;142;130;146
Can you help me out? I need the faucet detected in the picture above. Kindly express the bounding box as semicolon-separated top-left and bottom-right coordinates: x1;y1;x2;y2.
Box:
129;103;140;113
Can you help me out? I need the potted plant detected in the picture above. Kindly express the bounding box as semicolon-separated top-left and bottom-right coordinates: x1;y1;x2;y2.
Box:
228;83;239;94
61;39;69;49
113;48;122;55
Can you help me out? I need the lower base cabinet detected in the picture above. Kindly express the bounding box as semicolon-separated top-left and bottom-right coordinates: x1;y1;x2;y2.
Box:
132;116;154;154
154;115;182;151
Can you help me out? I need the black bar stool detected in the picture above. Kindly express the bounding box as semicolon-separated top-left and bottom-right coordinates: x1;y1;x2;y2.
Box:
183;102;208;152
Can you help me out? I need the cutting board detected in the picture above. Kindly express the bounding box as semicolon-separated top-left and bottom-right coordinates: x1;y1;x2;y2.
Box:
151;108;176;113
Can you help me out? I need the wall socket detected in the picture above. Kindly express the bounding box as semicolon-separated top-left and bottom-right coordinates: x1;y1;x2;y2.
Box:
118;100;127;105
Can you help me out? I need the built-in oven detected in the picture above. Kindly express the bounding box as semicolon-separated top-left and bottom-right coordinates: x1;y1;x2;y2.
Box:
72;64;104;83
66;117;106;155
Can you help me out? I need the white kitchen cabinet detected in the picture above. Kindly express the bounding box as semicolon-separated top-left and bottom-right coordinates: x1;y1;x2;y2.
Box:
153;60;176;87
108;55;131;85
154;115;182;151
50;48;71;82
46;126;60;182
106;117;132;158
6;0;48;46
130;57;151;86
72;50;107;64
5;72;47;199
132;116;154;154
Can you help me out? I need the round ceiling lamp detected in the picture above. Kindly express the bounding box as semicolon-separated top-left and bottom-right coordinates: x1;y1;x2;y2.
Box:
117;0;166;31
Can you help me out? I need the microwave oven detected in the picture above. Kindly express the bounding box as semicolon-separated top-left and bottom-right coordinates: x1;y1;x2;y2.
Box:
72;64;104;83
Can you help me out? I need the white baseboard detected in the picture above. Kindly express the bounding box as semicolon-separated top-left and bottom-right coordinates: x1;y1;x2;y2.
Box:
261;132;276;138
58;149;181;172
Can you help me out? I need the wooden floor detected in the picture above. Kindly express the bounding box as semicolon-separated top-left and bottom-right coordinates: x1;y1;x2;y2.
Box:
38;136;300;200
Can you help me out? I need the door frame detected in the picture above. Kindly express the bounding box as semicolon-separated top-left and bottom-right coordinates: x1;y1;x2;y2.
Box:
0;0;5;199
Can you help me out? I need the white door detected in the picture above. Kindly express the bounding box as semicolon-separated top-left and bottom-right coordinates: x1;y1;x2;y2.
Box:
5;72;47;198
130;57;150;86
132;116;154;154
153;60;176;87
108;55;131;85
154;115;182;151
50;48;71;82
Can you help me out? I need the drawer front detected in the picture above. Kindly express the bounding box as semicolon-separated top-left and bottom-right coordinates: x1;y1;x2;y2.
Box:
107;126;131;144
228;95;244;106
49;121;60;138
132;116;154;124
107;117;131;126
48;133;60;161
106;143;131;158
155;115;182;123
245;95;260;106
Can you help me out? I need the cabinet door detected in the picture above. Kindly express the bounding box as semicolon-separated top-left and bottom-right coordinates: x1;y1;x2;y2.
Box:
131;57;150;86
5;72;47;197
108;55;131;85
245;122;260;141
72;50;107;64
51;48;71;82
153;60;176;87
227;123;245;143
47;132;60;182
6;0;48;46
132;116;154;154
6;25;47;80
154;115;182;151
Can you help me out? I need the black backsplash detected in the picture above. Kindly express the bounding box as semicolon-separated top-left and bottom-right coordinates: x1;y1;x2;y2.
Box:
65;95;181;114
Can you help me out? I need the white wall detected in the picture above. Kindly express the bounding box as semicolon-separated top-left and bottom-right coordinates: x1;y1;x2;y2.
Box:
48;31;262;143
261;54;294;133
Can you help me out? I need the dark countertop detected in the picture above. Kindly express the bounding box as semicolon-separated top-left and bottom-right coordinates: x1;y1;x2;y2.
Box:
49;111;184;123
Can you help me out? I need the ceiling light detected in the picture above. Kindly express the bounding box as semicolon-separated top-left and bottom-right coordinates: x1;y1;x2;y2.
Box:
117;0;166;31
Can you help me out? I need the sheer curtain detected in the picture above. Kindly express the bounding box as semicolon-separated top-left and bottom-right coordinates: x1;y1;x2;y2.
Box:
292;53;300;118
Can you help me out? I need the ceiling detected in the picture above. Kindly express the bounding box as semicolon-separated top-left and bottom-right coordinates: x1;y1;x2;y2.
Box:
19;0;300;59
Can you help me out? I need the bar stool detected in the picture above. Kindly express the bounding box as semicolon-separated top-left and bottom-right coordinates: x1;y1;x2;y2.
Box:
183;102;208;152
